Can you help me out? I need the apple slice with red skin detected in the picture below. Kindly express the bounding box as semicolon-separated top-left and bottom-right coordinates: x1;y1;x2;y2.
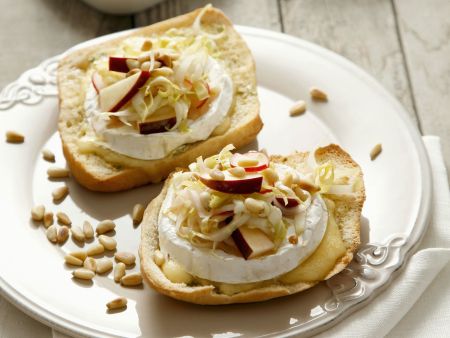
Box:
99;70;150;112
275;197;300;208
109;56;138;73
230;151;269;172
232;226;274;259
197;171;263;194
138;109;177;134
91;72;105;94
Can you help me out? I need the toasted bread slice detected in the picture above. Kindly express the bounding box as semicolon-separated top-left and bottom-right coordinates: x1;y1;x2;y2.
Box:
57;7;262;192
139;144;365;304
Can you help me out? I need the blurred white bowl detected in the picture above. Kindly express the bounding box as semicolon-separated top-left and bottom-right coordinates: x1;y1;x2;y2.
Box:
82;0;164;15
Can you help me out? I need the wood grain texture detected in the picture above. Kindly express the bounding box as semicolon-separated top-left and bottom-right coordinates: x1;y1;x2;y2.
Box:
280;0;417;122
0;0;132;88
134;0;282;31
394;0;450;174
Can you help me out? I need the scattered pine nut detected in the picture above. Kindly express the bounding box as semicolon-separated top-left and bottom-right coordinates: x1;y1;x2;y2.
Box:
132;204;145;226
87;244;105;256
83;221;94;239
120;272;142;286
310;87;328;101
96;220;116;235
56;212;71;226
370;143;382;161
96;258;113;274
228;166;246;178
153;250;165;267
46;225;57;243
289;100;307;116
5;131;24;143
126;59;140;70
57;226;70;244
43;211;54;228
140;61;150;71
64;254;83;266
114;263;126;283
115;252;136;266
106;297;127;310
47;167;70;179
42;149;55;162
83;257;97;272
72;268;95;280
137;53;150;63
98;235;117;251
209;170;225;181
244;198;265;213
52;186;69;202
70;250;87;261
141;39;152;51
71;226;85;242
31;205;45;222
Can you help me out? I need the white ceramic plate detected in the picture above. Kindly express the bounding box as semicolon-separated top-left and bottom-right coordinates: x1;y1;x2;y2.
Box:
0;26;431;338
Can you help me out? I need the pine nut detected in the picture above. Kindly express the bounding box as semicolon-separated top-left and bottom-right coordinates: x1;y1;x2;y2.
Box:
43;211;54;228
46;225;57;243
237;158;259;167
70;250;87;261
310;87;328;101
209;170;225;181
96;220;115;235
228;166;246;178
83;221;94;239
5;130;24;143
114;263;126;283
96;258;113;274
289;100;307;116
141;39;152;51
71;226;85;242
42;149;55;162
98;235;117;250
137;53;151;63
132;204;145;225
65;254;83;266
244;198;265;213
87;244;104;256
115;252;136;266
31;205;45;221
83;257;97;272
106;297;127;310
120;272;142;286
52;186;69;202
56;212;71;226
47;167;70;178
72;268;95;280
140;61;150;71
262;168;279;185
151;66;173;77
57;226;69;244
370;143;382;161
153;250;165;267
126;59;140;70
126;68;140;77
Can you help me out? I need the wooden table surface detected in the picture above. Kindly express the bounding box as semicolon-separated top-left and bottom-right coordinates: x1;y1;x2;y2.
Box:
0;0;448;337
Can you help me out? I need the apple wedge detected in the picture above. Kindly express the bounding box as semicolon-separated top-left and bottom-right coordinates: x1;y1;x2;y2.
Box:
230;151;269;172
99;70;150;112
197;171;263;194
109;56;138;73
232;226;274;259
91;72;105;94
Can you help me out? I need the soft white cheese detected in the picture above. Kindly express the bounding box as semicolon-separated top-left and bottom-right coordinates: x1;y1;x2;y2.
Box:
83;57;233;160
158;179;328;284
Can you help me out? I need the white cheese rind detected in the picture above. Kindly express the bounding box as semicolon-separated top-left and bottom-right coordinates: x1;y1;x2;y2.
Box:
84;57;233;160
158;183;328;284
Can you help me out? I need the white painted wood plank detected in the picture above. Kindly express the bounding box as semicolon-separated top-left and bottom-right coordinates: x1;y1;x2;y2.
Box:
0;0;132;88
394;0;450;173
280;0;417;122
135;0;281;31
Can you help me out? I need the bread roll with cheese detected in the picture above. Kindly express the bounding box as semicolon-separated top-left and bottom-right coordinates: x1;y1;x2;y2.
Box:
140;144;365;304
57;5;262;192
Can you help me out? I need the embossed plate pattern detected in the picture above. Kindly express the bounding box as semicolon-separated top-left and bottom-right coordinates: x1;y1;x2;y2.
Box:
0;27;431;337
